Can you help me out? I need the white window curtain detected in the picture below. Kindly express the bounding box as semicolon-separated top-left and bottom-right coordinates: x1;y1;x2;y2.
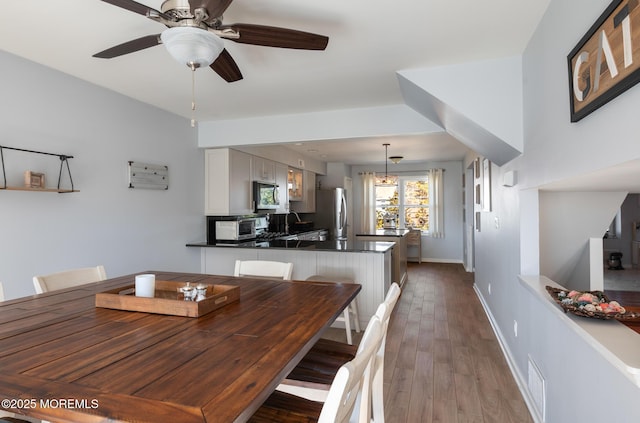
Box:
360;172;376;233
428;168;444;238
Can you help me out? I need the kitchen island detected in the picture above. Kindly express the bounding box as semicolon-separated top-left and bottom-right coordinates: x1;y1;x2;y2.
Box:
356;228;409;287
187;239;394;326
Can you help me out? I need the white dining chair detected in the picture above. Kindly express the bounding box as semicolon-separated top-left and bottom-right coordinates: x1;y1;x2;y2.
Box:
249;314;384;423
306;275;361;345
370;283;402;423
233;260;293;280
33;265;107;294
278;283;402;423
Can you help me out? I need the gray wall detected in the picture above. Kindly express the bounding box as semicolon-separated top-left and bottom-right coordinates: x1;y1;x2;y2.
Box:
0;51;204;299
472;0;640;421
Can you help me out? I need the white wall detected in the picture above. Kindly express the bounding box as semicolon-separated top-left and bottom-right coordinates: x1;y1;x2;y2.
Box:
351;161;464;263
604;193;640;267
398;56;524;165
519;4;640;189
539;191;627;287
317;163;352;189
198;104;443;147
0;51;204;299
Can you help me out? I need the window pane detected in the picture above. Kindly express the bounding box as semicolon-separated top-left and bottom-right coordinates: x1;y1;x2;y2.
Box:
375;175;398;229
404;180;428;205
375;185;397;204
374;175;431;231
405;206;429;230
377;207;399;229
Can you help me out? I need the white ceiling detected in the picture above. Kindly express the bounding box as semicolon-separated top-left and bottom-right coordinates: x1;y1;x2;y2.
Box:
276;133;474;165
0;0;551;164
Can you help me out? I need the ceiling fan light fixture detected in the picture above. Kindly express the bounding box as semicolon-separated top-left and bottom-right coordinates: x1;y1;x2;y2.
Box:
161;26;224;69
389;156;403;164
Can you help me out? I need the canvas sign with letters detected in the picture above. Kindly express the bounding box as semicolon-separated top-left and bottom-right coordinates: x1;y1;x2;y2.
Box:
568;0;640;122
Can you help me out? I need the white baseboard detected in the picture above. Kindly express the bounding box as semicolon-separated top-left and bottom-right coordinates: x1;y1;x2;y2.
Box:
473;284;543;423
422;258;464;264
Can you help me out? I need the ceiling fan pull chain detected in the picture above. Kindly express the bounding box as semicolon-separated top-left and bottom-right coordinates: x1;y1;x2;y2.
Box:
191;66;197;128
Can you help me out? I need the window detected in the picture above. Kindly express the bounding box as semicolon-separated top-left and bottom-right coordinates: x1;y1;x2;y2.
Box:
375;175;429;231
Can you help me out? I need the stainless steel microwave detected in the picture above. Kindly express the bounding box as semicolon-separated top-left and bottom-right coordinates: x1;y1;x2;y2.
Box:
253;181;280;210
214;219;256;241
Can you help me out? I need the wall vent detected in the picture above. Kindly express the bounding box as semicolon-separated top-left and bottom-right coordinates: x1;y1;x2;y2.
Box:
527;356;546;421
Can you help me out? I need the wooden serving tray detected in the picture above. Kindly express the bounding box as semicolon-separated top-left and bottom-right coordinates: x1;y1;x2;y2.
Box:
95;280;240;318
545;286;640;321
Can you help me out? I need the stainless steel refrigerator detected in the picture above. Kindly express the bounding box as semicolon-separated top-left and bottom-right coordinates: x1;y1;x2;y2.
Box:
315;188;347;240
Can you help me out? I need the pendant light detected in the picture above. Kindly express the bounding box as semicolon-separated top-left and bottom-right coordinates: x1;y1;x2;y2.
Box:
383;143;390;183
376;143;396;187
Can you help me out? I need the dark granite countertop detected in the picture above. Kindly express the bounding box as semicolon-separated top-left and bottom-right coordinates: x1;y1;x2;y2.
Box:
186;239;394;253
356;228;410;237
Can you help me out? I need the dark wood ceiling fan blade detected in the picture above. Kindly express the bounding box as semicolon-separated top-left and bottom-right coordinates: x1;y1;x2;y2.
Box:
189;0;234;21
210;49;243;82
93;34;162;59
99;0;169;19
221;23;328;50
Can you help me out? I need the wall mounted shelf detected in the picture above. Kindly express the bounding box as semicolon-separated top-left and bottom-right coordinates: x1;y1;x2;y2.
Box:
0;145;78;193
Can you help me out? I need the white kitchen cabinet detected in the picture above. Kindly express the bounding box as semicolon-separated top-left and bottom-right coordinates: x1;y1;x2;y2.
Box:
275;162;289;214
252;156;276;183
356;230;408;288
288;168;303;201
290;170;316;213
204;148;254;215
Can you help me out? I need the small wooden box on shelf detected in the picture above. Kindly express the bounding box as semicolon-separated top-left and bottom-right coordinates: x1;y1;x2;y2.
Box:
24;171;45;189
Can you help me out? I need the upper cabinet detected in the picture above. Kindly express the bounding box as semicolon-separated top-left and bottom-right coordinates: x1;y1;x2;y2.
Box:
205;149;317;215
290;170;316;213
253;156;276;183
275;162;289;214
205;149;254;216
288;168;303;201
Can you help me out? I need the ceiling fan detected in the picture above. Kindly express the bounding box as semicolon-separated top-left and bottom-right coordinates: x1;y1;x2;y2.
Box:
93;0;329;82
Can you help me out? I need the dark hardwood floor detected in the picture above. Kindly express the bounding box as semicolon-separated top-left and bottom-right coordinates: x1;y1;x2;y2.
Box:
323;262;533;423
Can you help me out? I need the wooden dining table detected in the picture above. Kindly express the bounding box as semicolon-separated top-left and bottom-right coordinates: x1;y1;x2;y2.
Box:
0;271;360;423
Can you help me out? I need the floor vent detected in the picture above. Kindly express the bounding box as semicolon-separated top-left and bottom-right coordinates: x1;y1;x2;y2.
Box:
527;356;546;421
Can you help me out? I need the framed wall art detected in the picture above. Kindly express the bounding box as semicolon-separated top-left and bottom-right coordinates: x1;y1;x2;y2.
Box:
568;0;640;122
128;161;169;190
482;158;492;212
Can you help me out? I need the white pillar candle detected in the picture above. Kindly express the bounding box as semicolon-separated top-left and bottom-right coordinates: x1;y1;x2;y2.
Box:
135;274;156;298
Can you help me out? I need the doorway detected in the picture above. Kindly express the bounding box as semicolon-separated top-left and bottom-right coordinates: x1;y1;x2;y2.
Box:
463;165;475;272
604;194;640;291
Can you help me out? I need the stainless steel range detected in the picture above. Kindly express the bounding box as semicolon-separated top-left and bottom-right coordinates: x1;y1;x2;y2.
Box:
255;216;298;241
